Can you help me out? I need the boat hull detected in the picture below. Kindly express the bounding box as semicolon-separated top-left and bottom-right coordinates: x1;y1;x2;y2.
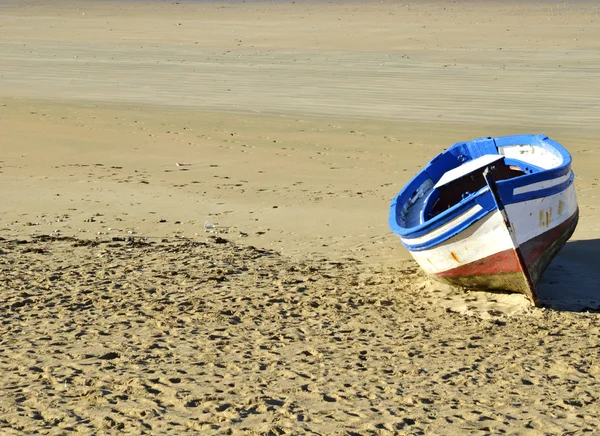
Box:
390;134;579;305
401;181;578;303
434;209;578;302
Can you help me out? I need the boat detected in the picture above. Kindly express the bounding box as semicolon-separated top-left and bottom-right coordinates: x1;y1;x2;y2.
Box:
388;134;578;304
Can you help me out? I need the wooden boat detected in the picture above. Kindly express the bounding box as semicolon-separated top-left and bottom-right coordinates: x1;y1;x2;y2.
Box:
388;134;578;304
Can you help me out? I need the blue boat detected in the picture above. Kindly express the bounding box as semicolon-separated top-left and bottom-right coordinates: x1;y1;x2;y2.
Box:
389;134;578;304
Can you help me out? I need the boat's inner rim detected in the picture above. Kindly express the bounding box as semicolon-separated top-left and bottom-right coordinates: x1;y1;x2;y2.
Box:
422;158;533;222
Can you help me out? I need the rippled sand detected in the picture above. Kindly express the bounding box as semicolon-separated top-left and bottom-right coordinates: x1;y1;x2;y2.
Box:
2;1;600;134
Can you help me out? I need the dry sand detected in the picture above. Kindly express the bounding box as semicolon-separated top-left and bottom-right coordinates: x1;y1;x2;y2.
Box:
1;0;600;433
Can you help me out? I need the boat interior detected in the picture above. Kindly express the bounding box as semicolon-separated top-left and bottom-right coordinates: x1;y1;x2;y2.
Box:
397;135;568;229
424;159;526;220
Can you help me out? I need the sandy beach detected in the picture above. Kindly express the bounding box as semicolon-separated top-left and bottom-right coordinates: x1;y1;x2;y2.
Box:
1;0;600;433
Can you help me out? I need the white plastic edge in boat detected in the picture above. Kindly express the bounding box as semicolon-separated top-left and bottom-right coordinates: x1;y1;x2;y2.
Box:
400;204;483;245
433;154;504;189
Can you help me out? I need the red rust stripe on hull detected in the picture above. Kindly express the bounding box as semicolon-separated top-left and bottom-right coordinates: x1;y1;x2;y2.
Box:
436;210;579;280
437;248;521;278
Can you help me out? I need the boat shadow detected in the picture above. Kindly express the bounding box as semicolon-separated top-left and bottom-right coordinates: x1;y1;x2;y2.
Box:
538;238;600;311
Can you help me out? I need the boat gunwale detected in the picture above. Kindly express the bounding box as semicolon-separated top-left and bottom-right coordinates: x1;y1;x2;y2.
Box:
389;134;574;246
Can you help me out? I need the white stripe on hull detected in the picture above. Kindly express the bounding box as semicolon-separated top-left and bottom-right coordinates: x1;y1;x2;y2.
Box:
400;204;482;246
405;210;514;275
